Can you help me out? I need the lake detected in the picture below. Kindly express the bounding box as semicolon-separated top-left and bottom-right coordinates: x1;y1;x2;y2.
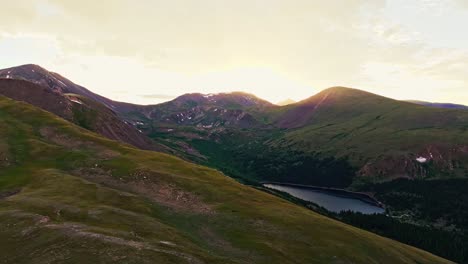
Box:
264;183;385;214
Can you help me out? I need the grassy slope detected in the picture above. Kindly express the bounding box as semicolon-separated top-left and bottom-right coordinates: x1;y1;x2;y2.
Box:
272;87;468;180
0;96;451;263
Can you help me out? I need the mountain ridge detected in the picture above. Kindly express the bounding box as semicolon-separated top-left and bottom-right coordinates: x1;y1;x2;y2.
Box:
406;100;468;109
2;64;467;183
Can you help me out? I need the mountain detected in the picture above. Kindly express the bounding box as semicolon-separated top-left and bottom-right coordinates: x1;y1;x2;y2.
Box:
276;98;296;106
141;86;468;185
0;64;121;110
138;92;274;127
3;64;465;184
0;78;164;152
272;87;468;181
0;94;449;263
138;86;468;262
406;100;468;109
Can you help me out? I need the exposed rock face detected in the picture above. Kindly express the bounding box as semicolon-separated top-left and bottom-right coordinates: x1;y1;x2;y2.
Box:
0;79;74;120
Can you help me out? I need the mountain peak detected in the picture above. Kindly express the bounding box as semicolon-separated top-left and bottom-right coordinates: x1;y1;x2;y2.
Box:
320;86;374;96
297;86;386;105
15;63;48;71
277;87;397;128
0;64;50;75
171;91;273;108
277;98;296;106
0;64;121;111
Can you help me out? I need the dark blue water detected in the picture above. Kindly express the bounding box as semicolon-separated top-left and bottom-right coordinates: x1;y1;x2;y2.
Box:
264;184;384;214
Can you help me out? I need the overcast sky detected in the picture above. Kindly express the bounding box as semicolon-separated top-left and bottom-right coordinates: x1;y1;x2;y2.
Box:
1;0;467;105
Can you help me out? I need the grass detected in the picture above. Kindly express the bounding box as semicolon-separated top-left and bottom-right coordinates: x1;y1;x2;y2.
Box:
0;95;452;263
270;87;468;180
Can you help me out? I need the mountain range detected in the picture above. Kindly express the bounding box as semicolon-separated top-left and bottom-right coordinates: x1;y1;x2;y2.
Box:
1;64;467;263
405;100;468;110
1;64;467;189
1;65;467;189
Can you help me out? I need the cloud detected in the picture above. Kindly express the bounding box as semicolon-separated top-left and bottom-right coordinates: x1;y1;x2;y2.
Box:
0;0;386;75
0;0;467;104
453;0;468;9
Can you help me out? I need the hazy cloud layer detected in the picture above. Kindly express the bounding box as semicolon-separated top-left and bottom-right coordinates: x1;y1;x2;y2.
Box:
0;0;467;104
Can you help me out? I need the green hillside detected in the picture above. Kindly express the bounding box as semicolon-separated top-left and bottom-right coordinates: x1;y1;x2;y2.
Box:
0;95;451;263
273;87;468;182
147;87;468;188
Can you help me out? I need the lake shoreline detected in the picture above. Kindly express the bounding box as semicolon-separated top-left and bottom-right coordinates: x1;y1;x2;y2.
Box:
261;182;385;209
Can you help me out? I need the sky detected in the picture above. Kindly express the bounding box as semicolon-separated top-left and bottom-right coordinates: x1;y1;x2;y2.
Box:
1;0;468;105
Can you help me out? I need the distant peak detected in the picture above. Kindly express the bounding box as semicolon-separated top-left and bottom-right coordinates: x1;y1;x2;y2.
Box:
0;64;52;77
170;91;273;107
295;86;390;106
321;86;363;93
12;64;49;72
17;63;43;68
277;98;296;106
175;91;268;101
315;86;383;98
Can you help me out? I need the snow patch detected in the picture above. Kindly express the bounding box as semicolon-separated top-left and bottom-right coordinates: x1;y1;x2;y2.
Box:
69;98;83;105
159;241;176;246
56;79;67;87
416;157;427;163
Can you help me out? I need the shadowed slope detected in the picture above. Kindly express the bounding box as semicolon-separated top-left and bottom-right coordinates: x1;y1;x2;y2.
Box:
0;64;118;109
0;79;165;152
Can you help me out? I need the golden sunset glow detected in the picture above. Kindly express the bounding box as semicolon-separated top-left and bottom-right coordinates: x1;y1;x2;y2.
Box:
1;0;467;105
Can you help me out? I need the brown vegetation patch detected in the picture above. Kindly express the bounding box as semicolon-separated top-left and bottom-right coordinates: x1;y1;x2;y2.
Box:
44;222;203;263
131;180;213;214
0;210;202;263
39;127;119;159
74;168;214;214
39;127;84;148
200;227;238;253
